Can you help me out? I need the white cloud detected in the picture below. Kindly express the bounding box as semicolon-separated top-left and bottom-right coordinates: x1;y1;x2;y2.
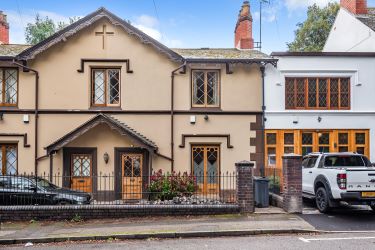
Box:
5;9;71;44
253;1;282;23
133;14;182;47
284;0;339;10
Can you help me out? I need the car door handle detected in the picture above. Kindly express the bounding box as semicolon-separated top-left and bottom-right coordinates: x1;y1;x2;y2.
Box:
309;171;313;174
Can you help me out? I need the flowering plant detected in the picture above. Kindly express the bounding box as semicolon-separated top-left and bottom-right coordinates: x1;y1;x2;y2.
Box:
147;169;197;201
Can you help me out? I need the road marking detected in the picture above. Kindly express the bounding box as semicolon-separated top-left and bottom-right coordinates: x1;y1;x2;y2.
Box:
299;236;375;243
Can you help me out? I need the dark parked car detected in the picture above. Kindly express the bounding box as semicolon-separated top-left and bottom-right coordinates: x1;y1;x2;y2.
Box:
0;176;91;205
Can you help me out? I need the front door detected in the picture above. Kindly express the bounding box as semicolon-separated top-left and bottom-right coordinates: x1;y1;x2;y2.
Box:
192;146;220;195
122;153;143;200
71;154;93;193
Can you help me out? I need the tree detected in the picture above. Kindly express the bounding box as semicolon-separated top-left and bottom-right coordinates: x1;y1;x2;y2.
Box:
25;15;80;45
287;2;339;52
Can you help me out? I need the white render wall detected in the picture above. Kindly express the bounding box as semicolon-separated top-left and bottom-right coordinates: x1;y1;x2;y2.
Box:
324;8;375;52
265;56;375;161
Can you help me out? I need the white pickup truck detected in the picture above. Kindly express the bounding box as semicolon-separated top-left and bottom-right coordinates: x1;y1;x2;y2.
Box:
302;152;375;213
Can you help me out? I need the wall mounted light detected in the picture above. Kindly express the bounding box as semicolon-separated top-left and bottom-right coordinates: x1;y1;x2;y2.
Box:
23;114;29;124
276;82;282;86
318;116;322;123
204;115;209;121
103;152;109;164
190;115;196;124
0;112;3;120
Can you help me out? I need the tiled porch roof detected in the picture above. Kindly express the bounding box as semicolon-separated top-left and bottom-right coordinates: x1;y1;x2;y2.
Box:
0;44;31;57
46;113;157;154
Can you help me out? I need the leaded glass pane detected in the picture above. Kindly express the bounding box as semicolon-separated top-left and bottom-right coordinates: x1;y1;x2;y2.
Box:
339;146;349;152
296;78;305;107
308;78;316;107
338;133;348;144
93;70;105;104
73;157;81;176
207;72;219;105
4;69;17;104
5;146;17;175
356;147;365;155
318;79;327;107
133;157;141;177
193;71;205;105
81;156;91;176
193;147;204;184
356;133;366;144
124;156;132;177
207;148;218;184
284;147;294;154
284;133;294;145
319;133;329;145
285;78;295;109
108;69;120;105
266;133;277;145
340;78;350;108
302;133;313;145
330;78;339;108
302;147;313;156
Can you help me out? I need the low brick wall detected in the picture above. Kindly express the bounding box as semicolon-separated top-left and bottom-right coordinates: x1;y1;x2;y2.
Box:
0;204;240;221
269;192;284;208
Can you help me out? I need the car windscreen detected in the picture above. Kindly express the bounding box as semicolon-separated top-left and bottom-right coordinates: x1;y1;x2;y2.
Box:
324;155;367;167
35;178;58;189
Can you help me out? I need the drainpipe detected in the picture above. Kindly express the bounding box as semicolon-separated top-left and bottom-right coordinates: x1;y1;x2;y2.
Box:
12;60;39;176
260;65;266;177
170;61;186;172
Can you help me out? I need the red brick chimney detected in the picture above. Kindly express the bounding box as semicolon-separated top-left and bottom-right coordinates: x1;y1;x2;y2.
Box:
340;0;368;15
0;11;9;44
235;1;254;50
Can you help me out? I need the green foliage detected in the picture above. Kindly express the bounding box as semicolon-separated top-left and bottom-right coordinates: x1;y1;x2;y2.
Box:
25;15;80;45
287;2;340;52
148;169;197;201
70;214;83;223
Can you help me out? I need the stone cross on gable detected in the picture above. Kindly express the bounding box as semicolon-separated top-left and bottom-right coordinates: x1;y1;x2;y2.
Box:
95;24;114;49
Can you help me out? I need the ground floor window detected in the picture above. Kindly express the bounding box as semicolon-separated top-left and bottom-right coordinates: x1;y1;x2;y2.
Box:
192;145;220;194
265;129;369;169
0;144;17;175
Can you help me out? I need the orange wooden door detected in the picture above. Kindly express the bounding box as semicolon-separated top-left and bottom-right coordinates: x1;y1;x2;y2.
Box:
122;154;143;200
192;146;220;195
71;154;92;193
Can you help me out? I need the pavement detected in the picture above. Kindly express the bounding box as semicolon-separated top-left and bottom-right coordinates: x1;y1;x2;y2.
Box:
0;206;317;245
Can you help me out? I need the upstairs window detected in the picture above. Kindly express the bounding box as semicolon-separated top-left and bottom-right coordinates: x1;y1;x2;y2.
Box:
0;68;18;106
91;68;120;107
192;70;220;107
285;77;350;110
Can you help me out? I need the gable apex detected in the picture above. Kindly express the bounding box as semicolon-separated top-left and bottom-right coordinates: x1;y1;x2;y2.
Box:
17;7;183;62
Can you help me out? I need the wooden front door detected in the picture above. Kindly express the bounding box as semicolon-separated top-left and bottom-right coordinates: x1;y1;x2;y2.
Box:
192;146;220;195
122;153;143;200
71;154;93;193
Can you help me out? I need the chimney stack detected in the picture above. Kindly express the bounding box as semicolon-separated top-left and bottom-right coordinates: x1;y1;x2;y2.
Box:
340;0;368;15
235;1;254;50
0;11;9;44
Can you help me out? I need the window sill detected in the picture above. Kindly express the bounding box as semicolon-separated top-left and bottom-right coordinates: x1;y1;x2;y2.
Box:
190;107;222;112
89;106;123;111
0;106;19;110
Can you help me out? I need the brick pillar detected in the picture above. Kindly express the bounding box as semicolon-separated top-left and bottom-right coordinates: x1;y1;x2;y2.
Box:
282;155;302;214
236;160;255;213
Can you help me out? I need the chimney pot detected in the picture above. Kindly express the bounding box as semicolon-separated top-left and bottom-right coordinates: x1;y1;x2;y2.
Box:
235;1;254;49
340;0;368;15
0;10;9;44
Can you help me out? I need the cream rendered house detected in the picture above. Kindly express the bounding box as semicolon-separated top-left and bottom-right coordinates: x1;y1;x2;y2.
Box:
0;3;276;200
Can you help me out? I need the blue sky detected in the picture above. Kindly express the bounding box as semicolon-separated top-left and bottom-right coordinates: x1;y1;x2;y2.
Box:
3;0;375;53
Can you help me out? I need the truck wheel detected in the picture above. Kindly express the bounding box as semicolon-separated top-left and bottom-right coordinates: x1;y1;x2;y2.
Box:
315;187;331;213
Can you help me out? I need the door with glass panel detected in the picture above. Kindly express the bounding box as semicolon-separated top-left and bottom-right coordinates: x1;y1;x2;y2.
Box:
71;154;92;193
0;144;17;175
192;146;220;195
122;154;143;200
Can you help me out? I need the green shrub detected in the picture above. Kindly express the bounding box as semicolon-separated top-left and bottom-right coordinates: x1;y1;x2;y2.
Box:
147;169;197;201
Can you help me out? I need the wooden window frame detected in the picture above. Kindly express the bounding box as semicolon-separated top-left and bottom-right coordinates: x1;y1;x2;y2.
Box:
0;68;19;107
0;144;18;175
285;77;350;110
191;69;221;108
91;67;121;107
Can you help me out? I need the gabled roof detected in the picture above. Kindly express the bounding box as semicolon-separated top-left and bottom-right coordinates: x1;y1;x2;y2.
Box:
17;7;184;62
46;113;157;154
356;8;375;31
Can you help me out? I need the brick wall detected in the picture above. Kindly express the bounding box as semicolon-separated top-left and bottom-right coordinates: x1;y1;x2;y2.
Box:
341;0;368;15
0;205;240;222
234;1;254;49
0;11;9;44
236;160;255;213
282;155;302;214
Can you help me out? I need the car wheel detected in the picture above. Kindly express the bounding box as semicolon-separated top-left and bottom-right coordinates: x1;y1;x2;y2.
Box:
57;200;70;205
315;187;330;213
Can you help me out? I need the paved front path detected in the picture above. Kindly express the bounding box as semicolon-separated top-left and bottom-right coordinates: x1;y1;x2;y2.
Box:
0;212;315;242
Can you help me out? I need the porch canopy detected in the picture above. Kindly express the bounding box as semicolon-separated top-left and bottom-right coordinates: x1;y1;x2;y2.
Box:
45;113;158;155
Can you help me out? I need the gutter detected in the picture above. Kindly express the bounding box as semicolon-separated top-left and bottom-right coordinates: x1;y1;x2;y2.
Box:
260;65;266;177
12;60;40;176
170;61;186;172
